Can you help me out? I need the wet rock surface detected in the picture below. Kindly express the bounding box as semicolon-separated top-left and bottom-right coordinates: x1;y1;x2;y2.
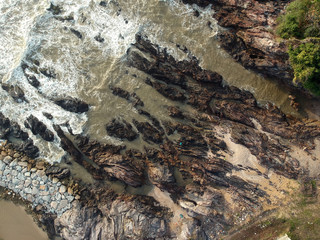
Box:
1;34;320;240
124;36;319;238
183;0;293;84
42;35;320;239
106;118;139;141
0;113;39;158
111;86;144;107
23;35;319;240
24;115;55;142
54;97;89;113
74;136;145;187
1;84;27;103
45;165;71;179
133;119;164;144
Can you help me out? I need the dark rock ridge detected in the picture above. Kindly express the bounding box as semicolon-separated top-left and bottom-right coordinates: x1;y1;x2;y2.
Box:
1;83;27;103
111;86;144;107
53;187;172;240
133;119;164;144
24;115;55;142
70;28;83;39
45;165;71;179
106;118;139;141
21;62;40;88
54;97;89;113
183;0;293;84
37;35;319;239
47;3;62;15
74;136;145;187
128;35;320;174
0;113;39;158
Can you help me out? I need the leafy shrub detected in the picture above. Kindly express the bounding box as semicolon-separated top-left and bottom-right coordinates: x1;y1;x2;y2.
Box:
277;0;320;39
288;42;320;95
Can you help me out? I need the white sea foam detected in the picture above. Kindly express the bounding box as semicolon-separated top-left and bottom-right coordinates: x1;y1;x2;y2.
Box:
0;0;220;163
0;0;49;81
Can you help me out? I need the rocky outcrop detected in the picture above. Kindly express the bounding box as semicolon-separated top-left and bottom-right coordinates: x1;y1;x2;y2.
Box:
133;119;164;144
74;136;145;187
54;97;89;113
183;0;293;84
106;118;139;141
24;115;55;142
21;62;40;88
123;35;320;237
111;87;144;107
1;84;27;103
54;190;171;240
45;165;71;179
2;34;319;240
0;113;39;158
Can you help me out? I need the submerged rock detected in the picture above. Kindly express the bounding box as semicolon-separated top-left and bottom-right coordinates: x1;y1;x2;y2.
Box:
111;86;144;107
47;3;62;15
0;113;28;140
70;28;83;39
0;113;39;158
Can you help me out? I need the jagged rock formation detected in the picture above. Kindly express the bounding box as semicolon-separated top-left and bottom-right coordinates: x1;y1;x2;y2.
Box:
183;0;293;84
33;35;319;239
106;118;139;141
0;0;319;238
0;113;39;158
54;191;172;240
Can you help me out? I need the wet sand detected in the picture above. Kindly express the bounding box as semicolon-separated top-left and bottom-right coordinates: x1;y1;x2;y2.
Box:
0;200;48;240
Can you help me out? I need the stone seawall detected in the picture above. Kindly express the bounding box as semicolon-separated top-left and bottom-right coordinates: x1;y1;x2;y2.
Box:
0;142;75;216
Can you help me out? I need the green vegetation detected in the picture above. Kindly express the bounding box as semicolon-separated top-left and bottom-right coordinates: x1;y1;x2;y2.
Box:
276;0;320;95
276;0;320;39
288;41;320;95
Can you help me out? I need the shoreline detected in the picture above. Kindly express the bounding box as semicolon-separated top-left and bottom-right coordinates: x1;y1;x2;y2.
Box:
0;199;48;240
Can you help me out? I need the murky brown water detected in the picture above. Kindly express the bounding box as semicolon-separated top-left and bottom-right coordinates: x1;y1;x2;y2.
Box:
82;0;302;146
0;0;313;161
0;200;48;240
0;0;319;236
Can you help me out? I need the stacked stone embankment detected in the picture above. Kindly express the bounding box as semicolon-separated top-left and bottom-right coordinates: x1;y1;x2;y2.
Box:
0;141;75;216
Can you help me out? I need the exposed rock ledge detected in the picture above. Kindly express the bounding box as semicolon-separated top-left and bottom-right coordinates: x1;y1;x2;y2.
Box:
1;35;320;239
182;0;294;86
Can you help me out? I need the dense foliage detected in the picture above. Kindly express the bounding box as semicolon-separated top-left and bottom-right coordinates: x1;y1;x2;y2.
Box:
276;0;320;95
276;0;320;39
288;42;320;95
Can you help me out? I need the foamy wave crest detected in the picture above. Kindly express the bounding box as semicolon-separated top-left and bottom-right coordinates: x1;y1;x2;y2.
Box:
0;0;221;163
